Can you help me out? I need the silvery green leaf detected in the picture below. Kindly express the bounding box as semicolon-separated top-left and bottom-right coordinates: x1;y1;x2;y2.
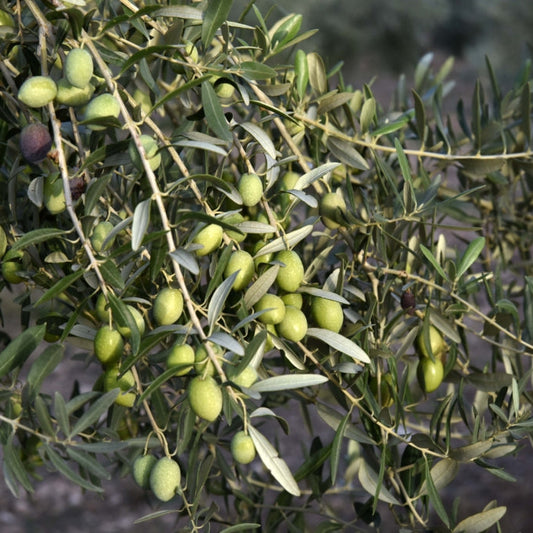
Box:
240;121;277;160
254;224;314;257
27;176;44;207
250;374;327;393
298;287;350;304
287;189;318;207
174;139;228;156
417;458;459;496
358;459;400;505
236;221;276;234
207;331;244;355
306;328;370;364
132;198;151;251
244;264;280;309
248;425;300;496
170;248;200;275
208;272;238;334
293;162;340;191
451;506;507;533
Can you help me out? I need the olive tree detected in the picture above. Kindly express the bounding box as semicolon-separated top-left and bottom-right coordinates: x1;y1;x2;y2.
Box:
1;1;533;531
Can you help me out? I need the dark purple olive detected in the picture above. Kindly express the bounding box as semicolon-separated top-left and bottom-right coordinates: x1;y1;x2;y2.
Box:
401;290;416;315
20;123;52;163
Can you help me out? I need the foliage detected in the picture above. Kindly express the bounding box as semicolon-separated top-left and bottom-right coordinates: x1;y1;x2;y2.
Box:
1;0;533;531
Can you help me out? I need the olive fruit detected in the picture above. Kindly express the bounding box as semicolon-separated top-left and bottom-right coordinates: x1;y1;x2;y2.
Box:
166;344;195;376
188;376;223;422
153;288;184;326
369;374;394;407
43;174;66;215
84;93;121;131
20;123;52;164
18;76;57;108
229;366;258;389
417;356;444;393
104;366;136;407
238;173;263;207
90;221;114;253
94;325;124;366
319;192;347;229
310;296;344;333
128;134;161;172
275;250;304;292
95;292;110;322
192;223;223;257
231;431;256;464
415;325;447;359
401;290;416;315
255;293;286;325
276;305;308;342
280;292;303;309
64;48;93;89
224;250;255;290
55;78;95;107
0;226;7;260
149;457;181;502
0;9;14;28
117;305;146;338
222;212;246;243
2;260;24;284
132;454;157;489
194;343;224;377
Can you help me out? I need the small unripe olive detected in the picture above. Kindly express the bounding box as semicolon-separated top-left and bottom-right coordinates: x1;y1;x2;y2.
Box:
231;431;256;464
95;292;109;322
84;93;120;131
20;123;52;164
55;78;95;107
192;224;223;257
224;250;255;290
230;366;258;389
255;293;286;325
188;375;223;422
128;134;161;171
132;454;157;489
275;250;304;292
94;326;124;366
319;192;347;229
149;457;181;502
153;288;184;326
238;173;263;207
280;292;303;309
276;305;308;342
117;305;146;338
64;48;94;89
90;221;114;253
417;356;444;393
2;260;24;284
194;343;224;377
310;296;344;333
415;325;447;359
18;76;57;108
222;212;246;243
166;344;195;376
103;366;136;407
43;174;66;215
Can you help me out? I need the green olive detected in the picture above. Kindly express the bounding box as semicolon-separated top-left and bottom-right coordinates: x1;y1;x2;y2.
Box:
275;250;304;292
276;305;308;342
18;76;57;108
417;357;444;393
310;296;344;333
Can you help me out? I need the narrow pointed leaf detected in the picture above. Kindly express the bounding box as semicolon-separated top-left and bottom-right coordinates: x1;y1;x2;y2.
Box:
201;0;233;47
132;198;151;251
208;272;238;335
306;328;370;364
26;344;64;400
69;389;120;438
452;506;506;533
0;325;46;379
201;80;232;142
251;374;327;393
456;236;485;279
358;460;400;505
248;425;300;496
419;244;449;280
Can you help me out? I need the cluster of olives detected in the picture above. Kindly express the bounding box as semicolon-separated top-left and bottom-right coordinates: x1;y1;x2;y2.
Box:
415;324;447;393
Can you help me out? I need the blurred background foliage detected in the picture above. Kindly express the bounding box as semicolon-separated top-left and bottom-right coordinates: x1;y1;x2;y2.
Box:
234;0;533;82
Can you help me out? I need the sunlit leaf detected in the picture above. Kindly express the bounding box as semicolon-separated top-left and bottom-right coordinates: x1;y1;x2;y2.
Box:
251;374;327;393
131;198;151;251
452;506;507;533
248;425;300;496
306;328;370;364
